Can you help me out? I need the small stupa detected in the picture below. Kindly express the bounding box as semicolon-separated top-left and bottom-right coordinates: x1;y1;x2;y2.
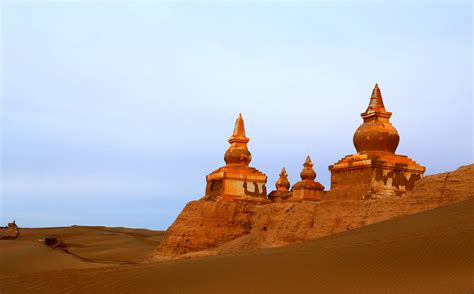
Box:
268;167;292;202
290;156;325;201
1;220;20;240
329;84;425;199
204;114;268;202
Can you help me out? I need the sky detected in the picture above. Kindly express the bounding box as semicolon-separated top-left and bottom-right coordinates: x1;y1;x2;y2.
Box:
1;1;472;230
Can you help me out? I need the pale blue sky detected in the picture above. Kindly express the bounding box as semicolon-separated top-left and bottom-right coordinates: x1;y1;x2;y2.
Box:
1;1;472;229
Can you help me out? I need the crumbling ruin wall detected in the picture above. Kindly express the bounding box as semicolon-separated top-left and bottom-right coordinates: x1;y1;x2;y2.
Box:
329;167;373;199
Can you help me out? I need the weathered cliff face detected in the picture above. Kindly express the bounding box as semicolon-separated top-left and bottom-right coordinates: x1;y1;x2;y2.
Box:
149;164;473;261
152;200;257;257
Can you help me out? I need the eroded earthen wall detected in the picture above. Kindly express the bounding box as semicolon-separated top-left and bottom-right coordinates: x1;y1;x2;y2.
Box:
372;167;423;196
329;168;373;199
330;167;424;199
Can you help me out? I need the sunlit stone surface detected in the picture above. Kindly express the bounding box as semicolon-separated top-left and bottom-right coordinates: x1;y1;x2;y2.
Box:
203;114;268;202
329;84;425;199
1;221;20;240
151;86;439;261
289;156;325;201
268;167;292;202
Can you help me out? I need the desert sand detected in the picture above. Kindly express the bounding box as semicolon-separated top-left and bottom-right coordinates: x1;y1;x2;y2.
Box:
1;198;472;293
0;226;164;274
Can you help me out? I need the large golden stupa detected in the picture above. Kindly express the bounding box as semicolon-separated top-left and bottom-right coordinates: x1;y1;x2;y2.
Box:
329;84;426;199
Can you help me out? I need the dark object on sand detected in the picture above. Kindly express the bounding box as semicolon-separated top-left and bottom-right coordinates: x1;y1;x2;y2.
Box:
44;235;69;252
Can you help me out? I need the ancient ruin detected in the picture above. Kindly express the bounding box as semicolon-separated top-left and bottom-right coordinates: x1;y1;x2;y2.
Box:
267;168;291;202
290;156;325;201
329;84;425;199
203;113;268;203
1;221;20;240
202;84;425;204
149;84;472;261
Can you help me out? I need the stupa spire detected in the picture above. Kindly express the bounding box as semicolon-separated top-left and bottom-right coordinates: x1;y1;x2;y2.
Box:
224;113;251;165
230;113;247;140
362;83;391;119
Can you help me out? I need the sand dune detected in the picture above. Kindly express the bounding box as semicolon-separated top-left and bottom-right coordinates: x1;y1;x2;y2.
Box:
0;238;107;274
1;199;472;293
0;226;164;274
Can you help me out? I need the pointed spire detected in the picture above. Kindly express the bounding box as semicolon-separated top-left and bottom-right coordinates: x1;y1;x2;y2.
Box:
304;155;313;167
224;113;251;165
300;155;316;181
275;167;290;191
233;113;246;138
228;113;249;143
365;83;387;113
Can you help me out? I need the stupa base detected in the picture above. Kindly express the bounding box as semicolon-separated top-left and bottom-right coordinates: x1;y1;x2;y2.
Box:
204;165;268;202
329;151;425;200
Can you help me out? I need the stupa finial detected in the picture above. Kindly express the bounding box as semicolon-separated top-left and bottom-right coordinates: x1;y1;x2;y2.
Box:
224;113;251;165
230;113;247;141
365;83;387;115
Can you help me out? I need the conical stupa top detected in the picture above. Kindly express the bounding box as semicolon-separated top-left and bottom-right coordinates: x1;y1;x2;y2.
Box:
228;113;249;143
300;155;316;181
304;156;312;167
365;83;387;114
275;167;290;191
354;84;399;153
224;113;251;165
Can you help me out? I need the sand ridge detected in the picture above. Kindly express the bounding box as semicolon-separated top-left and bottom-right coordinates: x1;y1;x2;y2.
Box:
0;226;165;274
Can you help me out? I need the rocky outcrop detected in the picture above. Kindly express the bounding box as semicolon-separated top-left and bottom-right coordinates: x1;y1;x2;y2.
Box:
152;200;257;257
1;221;20;240
149;164;473;261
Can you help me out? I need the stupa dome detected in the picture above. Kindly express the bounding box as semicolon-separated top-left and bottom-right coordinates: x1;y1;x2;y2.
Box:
275;167;290;191
300;156;317;181
353;84;400;153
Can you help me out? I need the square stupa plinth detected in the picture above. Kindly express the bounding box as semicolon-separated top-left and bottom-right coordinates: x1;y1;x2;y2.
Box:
329;151;425;199
205;165;267;201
